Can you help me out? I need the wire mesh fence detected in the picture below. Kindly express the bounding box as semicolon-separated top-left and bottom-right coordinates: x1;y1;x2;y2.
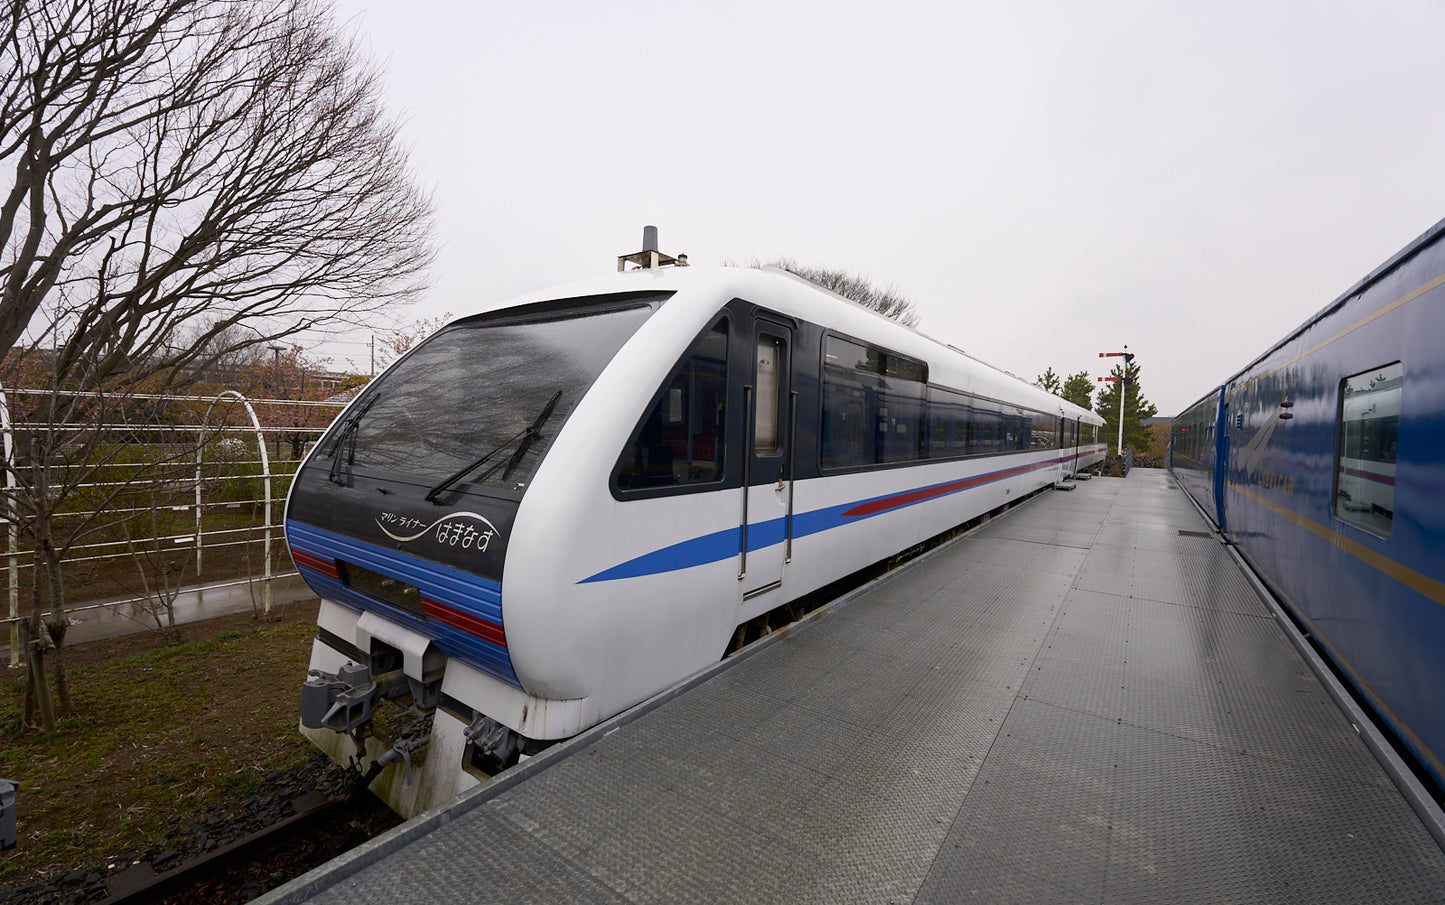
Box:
2;387;347;664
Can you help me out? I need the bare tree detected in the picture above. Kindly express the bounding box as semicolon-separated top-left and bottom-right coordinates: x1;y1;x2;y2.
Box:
762;258;921;327
114;444;201;641
0;0;435;730
368;312;450;375
5;381;210;729
237;343;338;459
178;321;270;387
1;0;433;367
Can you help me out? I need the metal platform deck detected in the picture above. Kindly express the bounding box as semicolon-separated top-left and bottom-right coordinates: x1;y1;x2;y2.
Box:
258;470;1445;904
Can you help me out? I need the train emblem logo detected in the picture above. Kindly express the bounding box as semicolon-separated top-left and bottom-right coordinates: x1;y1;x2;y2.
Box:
376;511;500;554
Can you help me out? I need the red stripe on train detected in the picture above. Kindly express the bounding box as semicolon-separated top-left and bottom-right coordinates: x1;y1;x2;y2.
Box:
290;548;340;580
1342;467;1396;486
423;598;507;648
843;458;1066;518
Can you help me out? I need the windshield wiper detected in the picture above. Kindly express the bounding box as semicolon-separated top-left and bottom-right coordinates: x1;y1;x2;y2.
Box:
326;392;382;485
424;390;563;503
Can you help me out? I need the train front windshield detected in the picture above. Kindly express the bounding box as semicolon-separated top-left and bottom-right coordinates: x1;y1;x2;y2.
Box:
322;299;661;493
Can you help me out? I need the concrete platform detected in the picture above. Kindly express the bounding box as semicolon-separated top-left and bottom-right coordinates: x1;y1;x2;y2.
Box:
258;470;1445;904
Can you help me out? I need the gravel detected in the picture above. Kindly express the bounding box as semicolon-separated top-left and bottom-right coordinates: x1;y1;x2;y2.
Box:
1;755;400;905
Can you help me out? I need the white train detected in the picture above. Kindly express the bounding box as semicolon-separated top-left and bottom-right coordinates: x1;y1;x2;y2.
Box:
290;244;1106;816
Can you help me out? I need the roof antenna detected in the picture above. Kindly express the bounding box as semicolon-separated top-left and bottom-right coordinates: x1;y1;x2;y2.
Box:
618;225;688;271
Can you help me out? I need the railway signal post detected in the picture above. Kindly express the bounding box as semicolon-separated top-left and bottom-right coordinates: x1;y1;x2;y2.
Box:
1098;346;1134;456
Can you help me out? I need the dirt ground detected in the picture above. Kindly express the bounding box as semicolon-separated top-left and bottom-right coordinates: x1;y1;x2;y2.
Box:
0;598;324;888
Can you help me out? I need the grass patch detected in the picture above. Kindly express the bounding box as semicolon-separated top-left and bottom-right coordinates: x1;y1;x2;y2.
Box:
0;600;322;886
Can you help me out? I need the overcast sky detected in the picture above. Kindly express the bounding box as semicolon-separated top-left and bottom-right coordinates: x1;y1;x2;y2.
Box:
326;0;1445;416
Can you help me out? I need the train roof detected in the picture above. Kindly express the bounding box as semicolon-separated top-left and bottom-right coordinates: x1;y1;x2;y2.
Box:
468;264;1102;426
1172;214;1445;418
1230;214;1445;385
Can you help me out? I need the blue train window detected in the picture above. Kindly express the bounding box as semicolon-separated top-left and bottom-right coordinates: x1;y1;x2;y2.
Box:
1335;362;1401;537
616;320;729;490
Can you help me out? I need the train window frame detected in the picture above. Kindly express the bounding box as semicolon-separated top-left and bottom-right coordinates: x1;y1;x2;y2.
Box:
819;332;928;471
1333;361;1402;538
612;315;732;497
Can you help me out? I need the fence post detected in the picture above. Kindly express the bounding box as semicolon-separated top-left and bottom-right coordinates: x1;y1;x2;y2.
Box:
195;409;204;579
1;388;15;667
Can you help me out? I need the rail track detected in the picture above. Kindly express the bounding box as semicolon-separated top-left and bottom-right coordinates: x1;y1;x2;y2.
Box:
93;790;397;905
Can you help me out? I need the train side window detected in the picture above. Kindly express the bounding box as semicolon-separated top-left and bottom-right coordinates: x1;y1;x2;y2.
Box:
1334;362;1401;537
878;350;926;463
821;385;866;468
1029;411;1055;449
615;320;729;491
821;334;927;469
821;337;871;468
754;333;784;454
927;386;968;458
970;400;1006;452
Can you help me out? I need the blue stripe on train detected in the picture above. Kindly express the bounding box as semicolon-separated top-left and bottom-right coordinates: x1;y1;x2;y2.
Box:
286;521;520;688
581;455;1070;584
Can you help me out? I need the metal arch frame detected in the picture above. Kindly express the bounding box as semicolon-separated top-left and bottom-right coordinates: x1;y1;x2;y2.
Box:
198;390;275;616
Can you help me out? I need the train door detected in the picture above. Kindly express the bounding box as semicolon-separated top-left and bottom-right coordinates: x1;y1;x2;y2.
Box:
739;316;794;601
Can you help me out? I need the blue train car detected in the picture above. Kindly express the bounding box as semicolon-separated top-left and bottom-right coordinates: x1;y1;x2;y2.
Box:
1170;217;1445;792
1169;386;1228;531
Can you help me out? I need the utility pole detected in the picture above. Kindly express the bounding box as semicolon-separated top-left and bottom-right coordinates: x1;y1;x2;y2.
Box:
1097;346;1135;456
269;345;285;458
